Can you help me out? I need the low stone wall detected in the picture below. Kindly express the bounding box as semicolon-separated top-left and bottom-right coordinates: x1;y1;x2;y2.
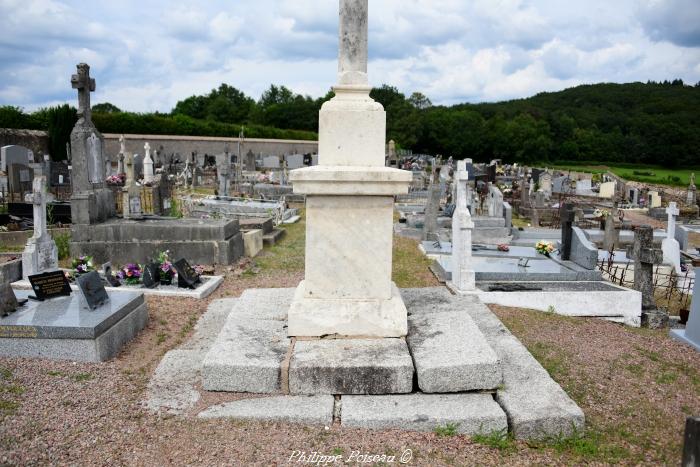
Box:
103;134;318;164
0;256;22;283
0;129;49;157
0;228;71;247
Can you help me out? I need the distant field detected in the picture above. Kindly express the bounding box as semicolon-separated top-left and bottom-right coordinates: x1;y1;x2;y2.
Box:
544;162;699;187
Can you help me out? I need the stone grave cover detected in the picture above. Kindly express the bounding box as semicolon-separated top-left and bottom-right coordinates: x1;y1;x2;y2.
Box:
76;271;109;310
28;270;71;300
173;258;200;289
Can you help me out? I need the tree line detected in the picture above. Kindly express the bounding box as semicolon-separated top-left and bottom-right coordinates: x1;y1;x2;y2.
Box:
1;80;698;166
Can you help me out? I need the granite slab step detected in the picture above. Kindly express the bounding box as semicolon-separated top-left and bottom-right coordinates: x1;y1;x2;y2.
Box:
198;395;334;426
341;393;507;434
407;307;502;392
290;339;414;395
263;228;286;246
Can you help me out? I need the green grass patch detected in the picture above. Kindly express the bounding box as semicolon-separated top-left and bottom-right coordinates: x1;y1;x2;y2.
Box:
256;213;306;273
544;162;699;187
52;232;71;260
0;367;11;380
72;373;93;382
0;400;19;415
625;363;644;377
655;372;678;384
47;370;66;377
472;429;515;450
433;423;460;437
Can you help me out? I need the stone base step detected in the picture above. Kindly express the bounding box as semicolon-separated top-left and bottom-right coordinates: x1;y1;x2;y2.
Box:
263;228;286;246
473;216;507;228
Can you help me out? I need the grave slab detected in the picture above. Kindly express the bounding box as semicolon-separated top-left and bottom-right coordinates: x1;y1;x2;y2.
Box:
460;290;586;440
407;307;502;392
198;395;334;425
201;292;291;392
289;339;414;395
0;289;147;362
341;393;507;434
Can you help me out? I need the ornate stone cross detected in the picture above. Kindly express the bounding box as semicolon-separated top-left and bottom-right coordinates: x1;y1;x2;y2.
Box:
71;63;96;123
626;225;663;311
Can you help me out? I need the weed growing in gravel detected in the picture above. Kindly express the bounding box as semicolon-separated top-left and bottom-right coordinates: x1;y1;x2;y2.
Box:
73;373;93;382
47;370;66;377
0;367;11;380
331;447;343;455
472;428;514;450
0;400;19;416
433;423;460;437
655;372;678;384
625;364;644;376
156;332;168;345
0;385;24;395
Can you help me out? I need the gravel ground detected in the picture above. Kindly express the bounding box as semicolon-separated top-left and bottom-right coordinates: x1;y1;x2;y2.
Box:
1;238;698;465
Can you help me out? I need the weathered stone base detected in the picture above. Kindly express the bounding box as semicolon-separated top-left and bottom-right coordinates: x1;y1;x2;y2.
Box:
642;310;669;329
290;339;414;394
287;281;408;337
154;287;584;439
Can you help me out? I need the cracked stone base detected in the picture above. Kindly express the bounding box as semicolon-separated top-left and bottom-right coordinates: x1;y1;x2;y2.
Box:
150;287;585;439
287;281;408;337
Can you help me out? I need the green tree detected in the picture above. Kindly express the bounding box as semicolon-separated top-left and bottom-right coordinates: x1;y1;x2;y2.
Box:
46;105;78;161
92;102;121;113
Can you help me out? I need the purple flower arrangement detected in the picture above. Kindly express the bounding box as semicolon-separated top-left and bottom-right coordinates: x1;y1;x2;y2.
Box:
117;263;142;285
156;250;175;283
71;255;94;275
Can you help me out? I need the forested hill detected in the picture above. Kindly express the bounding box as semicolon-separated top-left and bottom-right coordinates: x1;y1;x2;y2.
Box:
2;81;698;166
394;81;700;167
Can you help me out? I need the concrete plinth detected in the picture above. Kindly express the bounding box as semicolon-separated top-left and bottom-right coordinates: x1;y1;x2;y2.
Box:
0;289;147;362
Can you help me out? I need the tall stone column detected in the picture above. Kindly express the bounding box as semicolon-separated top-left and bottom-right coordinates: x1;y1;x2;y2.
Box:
450;160;475;292
288;0;412;337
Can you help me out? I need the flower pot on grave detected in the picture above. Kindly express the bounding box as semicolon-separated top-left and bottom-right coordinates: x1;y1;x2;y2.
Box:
679;309;690;325
160;277;172;286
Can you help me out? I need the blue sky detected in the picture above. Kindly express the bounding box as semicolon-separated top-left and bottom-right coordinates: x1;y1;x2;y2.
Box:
1;0;699;112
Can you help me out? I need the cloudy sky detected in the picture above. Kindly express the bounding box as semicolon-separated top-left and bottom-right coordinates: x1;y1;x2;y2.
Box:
1;0;699;112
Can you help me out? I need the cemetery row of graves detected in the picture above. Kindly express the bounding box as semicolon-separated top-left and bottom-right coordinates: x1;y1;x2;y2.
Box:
1;5;699;463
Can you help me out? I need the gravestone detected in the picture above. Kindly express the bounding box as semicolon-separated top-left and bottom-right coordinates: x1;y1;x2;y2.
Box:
133;154;143;181
28;270;71;300
173;258;200;289
487;183;503;217
648;191;661;208
688;173;697;206
539;171;552;198
2;145;32;200
560;203;575;261
603;214;617;251
245;150;256;171
661;202;682;274
122;153;142;218
626;225;666;328
263;155;280;169
21;167;59;278
422;181;442;241
286;154;305;170
628;187;639;206
1;283;19;317
103;262;121;287
69;63;115;225
76;270;109;310
142;263;160;289
535;191;546;209
143;143;154;183
670;267;700;351
450;160;475;292
681;416;700;466
216;153;230;197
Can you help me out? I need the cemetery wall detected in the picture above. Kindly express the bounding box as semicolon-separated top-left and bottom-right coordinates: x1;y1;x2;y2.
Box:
0;129;48;157
102;134;318;162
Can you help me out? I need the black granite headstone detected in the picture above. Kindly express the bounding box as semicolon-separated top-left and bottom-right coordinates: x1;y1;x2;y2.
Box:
28;270;71;300
560;203;576;261
173;258;200;289
102;262;122;287
142;263;160;289
76;271;109;310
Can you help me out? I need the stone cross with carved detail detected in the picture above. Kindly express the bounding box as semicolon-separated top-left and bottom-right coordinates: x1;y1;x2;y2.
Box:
626;225;663;311
71;63;96;124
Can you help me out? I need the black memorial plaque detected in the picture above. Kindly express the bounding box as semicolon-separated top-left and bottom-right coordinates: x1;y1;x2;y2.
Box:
28;270;71;300
76;271;109;310
142;263;160;289
173;258;200;289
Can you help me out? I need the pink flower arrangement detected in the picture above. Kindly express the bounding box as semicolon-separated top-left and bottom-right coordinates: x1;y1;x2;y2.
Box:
106;174;125;186
117;263;142;285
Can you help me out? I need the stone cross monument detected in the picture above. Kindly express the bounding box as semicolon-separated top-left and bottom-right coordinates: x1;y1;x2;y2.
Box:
69;63;114;225
288;0;412;337
22;166;58;278
143;142;154;183
661;202;681;274
626;225;666;328
688;173;697;206
117;135;125;174
450;160;475;293
670;266;700;351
